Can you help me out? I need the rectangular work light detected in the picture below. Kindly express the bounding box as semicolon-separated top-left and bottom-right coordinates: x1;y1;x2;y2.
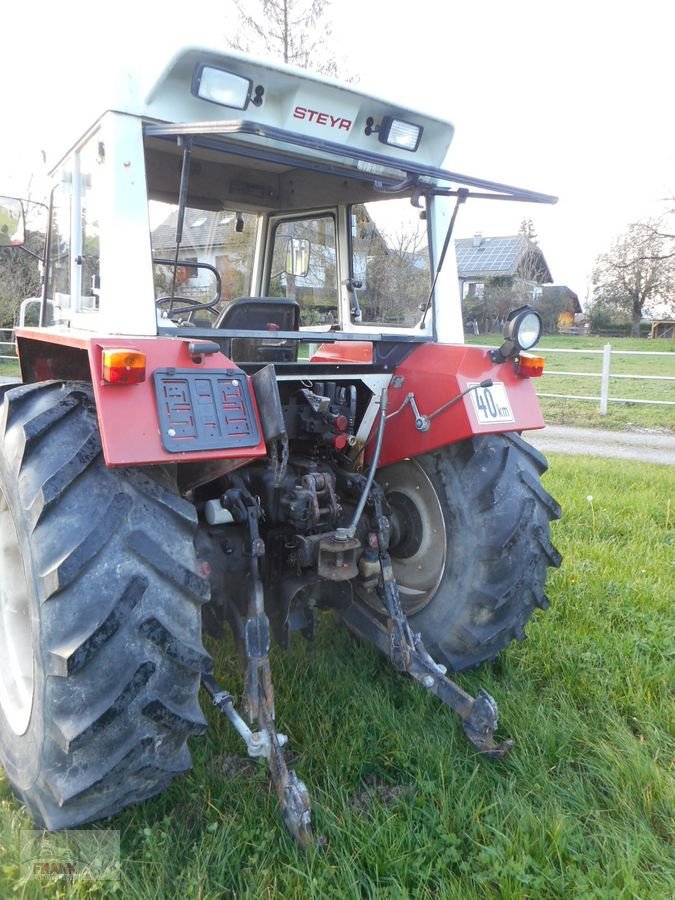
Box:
379;116;423;152
192;64;252;110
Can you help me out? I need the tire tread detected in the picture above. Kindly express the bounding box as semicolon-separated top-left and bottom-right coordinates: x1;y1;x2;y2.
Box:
403;433;562;671
0;382;211;830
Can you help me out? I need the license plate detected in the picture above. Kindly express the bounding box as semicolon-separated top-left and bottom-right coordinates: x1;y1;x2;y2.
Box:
468;381;514;424
154;369;261;453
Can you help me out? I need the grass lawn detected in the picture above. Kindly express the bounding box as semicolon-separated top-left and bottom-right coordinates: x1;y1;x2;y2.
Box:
1;454;673;897
0;359;19;378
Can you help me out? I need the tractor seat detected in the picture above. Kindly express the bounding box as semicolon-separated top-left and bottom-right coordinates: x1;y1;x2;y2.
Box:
215;297;300;363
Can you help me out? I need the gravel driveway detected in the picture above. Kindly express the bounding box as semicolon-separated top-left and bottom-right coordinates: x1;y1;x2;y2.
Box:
525;425;675;466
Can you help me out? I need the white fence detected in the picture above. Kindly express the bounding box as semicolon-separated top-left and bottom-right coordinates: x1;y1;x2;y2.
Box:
0;329;16;363
537;344;675;414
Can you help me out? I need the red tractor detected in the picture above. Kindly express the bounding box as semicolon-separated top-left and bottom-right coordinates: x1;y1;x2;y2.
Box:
0;46;560;846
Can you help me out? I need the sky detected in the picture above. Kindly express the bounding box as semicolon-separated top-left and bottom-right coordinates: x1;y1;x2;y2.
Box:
3;0;674;306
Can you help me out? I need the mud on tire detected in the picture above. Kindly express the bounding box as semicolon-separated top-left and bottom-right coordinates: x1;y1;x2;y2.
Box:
0;382;211;829
377;432;562;671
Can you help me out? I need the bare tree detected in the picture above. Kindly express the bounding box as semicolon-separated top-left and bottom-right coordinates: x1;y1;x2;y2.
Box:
0;199;46;328
518;217;539;243
591;220;675;337
364;228;429;324
630;208;675;260
0;246;41;327
228;0;352;80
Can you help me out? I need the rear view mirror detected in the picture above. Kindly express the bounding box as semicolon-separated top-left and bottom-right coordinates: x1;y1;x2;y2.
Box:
0;197;26;247
285;238;310;277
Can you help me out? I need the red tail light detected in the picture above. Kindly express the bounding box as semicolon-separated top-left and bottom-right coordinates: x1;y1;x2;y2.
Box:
102;349;147;384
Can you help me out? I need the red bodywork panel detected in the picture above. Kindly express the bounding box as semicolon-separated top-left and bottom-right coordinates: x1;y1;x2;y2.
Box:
372;343;545;467
311;341;374;363
15;331;543;471
15;329;267;467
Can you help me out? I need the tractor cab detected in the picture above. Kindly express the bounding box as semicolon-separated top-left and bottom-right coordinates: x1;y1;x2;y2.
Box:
27;46;554;352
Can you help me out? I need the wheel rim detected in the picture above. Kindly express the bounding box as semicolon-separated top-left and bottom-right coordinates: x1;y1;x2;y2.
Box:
377;460;447;615
0;488;34;735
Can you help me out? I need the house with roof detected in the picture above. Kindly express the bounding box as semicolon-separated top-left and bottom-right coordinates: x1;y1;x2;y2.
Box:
539;284;583;332
455;233;579;332
455;233;552;302
650;319;675;339
151;208;257;307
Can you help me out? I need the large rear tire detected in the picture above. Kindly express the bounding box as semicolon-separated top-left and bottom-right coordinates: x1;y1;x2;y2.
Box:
376;433;561;671
0;382;211;829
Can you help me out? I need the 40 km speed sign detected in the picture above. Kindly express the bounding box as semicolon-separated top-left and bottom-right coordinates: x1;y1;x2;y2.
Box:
469;381;514;424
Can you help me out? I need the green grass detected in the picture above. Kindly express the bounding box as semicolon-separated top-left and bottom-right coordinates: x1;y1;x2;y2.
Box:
0;359;19;377
468;334;675;353
467;334;675;432
1;456;673;897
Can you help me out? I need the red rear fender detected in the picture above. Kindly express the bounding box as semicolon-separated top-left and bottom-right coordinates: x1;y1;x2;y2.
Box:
374;343;545;467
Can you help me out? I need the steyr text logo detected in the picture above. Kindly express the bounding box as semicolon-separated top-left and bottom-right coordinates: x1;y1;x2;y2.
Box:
293;106;352;132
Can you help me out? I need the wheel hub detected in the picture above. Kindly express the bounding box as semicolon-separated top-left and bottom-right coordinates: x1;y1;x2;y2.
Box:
0;489;34;735
388;491;425;559
377;460;447;615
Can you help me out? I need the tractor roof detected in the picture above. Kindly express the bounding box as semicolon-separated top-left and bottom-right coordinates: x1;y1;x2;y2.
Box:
140;45;456;173
52;45;556;208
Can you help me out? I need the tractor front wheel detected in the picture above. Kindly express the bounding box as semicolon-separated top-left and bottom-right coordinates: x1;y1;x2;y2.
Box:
376;432;561;671
0;382;211;829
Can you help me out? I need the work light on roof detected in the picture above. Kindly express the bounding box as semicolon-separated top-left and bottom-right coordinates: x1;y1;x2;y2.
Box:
192;64;252;110
379;116;423;152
